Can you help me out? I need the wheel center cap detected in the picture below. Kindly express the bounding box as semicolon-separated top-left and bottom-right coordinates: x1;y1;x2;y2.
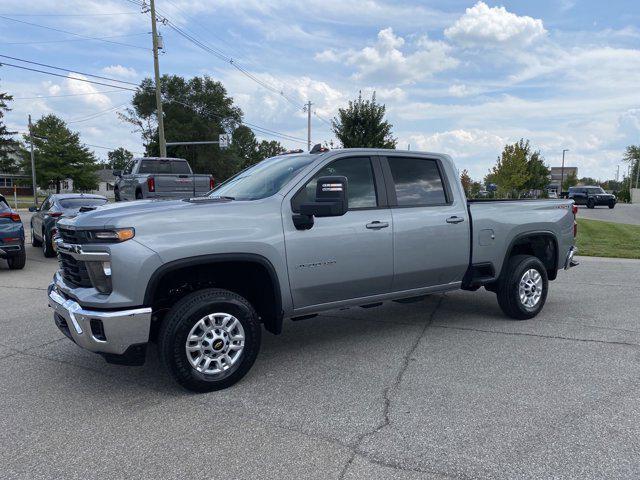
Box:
212;339;225;351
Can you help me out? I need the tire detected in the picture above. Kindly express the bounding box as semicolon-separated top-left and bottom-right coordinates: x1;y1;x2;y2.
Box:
158;288;262;392
7;250;26;270
42;230;56;258
31;225;42;247
135;190;143;200
608;202;615;209
114;188;121;202
496;254;548;320
586;199;595;209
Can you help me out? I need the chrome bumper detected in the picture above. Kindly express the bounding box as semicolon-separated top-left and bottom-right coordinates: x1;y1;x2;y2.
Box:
48;285;152;355
564;246;579;270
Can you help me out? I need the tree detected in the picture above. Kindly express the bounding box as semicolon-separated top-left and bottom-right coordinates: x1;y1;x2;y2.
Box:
0;88;19;173
256;140;285;161
623;145;640;190
489;139;549;197
120;75;243;181
230;125;285;170
21;114;98;192
460;169;472;196
562;171;578;190
107;147;133;171
331;91;396;148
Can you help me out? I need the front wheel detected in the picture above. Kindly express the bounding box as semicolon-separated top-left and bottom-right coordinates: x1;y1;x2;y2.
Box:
586;198;595;209
42;230;56;258
158;288;262;392
608;202;615;209
31;226;42;247
496;255;548;320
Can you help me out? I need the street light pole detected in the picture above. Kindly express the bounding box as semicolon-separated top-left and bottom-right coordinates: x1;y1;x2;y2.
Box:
560;149;569;192
149;0;167;157
28;114;37;206
306;101;312;151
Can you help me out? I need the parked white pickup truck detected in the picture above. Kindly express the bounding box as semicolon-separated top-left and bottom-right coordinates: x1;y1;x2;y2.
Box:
113;157;214;201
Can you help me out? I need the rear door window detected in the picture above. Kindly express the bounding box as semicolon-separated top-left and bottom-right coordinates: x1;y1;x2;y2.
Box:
387;157;447;206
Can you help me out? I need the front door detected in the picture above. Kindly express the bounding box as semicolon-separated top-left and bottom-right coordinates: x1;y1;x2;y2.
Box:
283;156;393;309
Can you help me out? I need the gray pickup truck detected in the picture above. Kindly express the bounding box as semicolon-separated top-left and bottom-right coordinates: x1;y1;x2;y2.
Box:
113;157;214;201
48;148;578;392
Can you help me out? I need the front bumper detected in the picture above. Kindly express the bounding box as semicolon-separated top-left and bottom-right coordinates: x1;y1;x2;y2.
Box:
48;284;152;356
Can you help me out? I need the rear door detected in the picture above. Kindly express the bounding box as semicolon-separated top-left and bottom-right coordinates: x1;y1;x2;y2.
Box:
32;196;51;239
381;154;470;291
283;155;394;309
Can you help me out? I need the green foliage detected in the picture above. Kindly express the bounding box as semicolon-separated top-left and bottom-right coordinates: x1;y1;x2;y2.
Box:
562;171;578;190
488;139;550;197
21;114;98;192
0;88;19;173
107;147;133;170
331;92;396;149
120;75;244;181
230;125;285;170
460;169;472;196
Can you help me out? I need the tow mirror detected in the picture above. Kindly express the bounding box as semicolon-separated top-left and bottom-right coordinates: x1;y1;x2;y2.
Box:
113;170;122;177
293;176;348;230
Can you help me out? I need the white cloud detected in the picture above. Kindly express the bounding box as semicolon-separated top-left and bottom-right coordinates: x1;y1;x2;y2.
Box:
316;28;458;84
448;84;480;98
445;1;546;47
101;65;138;79
64;74;112;109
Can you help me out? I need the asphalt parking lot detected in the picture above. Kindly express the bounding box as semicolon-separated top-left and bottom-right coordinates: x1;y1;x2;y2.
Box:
577;202;640;225
1;217;640;479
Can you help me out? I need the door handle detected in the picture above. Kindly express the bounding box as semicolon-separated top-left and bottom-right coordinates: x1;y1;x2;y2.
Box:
366;221;389;230
446;216;464;224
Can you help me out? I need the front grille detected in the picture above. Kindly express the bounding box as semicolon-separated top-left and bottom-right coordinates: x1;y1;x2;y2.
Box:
57;227;90;245
58;252;92;288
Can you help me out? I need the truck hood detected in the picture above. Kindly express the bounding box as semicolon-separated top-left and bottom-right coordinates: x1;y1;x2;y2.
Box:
57;198;239;229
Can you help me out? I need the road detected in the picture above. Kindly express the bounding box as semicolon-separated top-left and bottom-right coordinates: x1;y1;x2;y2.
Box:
577;202;640;225
1;217;639;479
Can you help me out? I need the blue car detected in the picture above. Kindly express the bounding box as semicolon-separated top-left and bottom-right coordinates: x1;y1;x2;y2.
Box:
0;194;26;270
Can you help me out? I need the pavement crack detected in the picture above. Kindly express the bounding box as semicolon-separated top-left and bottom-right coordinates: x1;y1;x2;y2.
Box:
338;295;446;480
431;324;640;349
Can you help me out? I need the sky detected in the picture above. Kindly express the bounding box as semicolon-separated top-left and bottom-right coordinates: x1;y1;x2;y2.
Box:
1;0;639;181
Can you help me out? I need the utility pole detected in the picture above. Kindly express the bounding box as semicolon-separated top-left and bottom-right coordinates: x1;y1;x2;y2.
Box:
560;149;569;191
616;165;620;183
305;101;312;151
28;115;37;206
149;0;167;157
635;157;640;190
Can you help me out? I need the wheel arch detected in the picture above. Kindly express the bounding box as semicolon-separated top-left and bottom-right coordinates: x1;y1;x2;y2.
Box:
499;231;559;281
145;253;284;335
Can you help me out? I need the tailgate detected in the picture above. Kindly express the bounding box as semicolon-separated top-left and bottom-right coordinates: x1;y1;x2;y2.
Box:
154;174;195;196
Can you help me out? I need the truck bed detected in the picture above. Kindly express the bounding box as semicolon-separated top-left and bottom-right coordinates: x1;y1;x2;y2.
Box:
468;199;575;280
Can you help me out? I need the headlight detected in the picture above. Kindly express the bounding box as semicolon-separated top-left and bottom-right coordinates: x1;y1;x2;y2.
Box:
90;228;135;243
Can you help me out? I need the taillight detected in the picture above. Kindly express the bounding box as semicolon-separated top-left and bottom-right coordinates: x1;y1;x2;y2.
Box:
209;176;215;190
147;176;155;192
572;204;578;216
0;212;21;222
572;203;578;237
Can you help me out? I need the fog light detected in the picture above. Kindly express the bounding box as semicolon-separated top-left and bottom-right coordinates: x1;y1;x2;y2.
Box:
86;261;113;294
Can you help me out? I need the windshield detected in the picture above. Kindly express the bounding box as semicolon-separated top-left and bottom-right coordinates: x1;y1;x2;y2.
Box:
59;198;108;209
585;187;605;194
210;154;316;200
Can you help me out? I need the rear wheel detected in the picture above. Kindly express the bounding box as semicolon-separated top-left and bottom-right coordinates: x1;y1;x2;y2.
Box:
42;230;56;258
135;190;143;200
496;255;548;320
159;288;262;392
7;250;26;270
114;187;121;202
586;198;595;209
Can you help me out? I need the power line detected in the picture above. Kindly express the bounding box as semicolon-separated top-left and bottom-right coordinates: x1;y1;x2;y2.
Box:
0;12;140;17
0;62;137;91
13;90;130;100
0;54;139;86
0;14;150;50
85;142;144;155
0;32;149;46
66;103;129;124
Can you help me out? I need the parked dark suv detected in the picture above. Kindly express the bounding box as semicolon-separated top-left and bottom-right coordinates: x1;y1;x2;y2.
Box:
568;186;616;209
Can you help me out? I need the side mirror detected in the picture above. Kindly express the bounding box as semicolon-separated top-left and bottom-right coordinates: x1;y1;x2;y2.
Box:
113;170;122;177
28;206;38;212
293;176;348;230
